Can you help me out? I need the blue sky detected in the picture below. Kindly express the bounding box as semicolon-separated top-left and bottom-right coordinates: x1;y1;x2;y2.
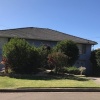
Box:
0;0;100;49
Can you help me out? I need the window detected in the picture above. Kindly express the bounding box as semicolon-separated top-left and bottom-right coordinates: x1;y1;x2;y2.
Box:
82;44;86;54
77;44;86;54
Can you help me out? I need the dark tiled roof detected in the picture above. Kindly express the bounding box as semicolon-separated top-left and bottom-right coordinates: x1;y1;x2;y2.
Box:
0;27;97;45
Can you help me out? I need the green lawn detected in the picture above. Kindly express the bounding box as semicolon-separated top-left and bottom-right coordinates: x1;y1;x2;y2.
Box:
0;75;100;89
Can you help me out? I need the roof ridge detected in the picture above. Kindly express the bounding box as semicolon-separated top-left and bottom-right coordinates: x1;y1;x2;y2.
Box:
0;27;34;31
0;27;50;31
0;27;97;45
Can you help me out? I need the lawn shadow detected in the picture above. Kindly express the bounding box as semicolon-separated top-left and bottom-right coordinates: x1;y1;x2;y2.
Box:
8;73;89;81
66;75;89;81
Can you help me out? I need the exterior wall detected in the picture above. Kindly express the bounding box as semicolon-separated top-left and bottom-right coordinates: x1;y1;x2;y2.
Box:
0;38;8;70
27;39;57;47
75;44;92;75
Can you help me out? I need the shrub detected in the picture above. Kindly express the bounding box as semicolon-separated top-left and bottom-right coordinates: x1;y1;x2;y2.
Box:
96;49;100;67
90;50;97;66
37;44;52;69
2;38;39;74
63;66;80;75
48;52;68;74
90;49;100;76
54;40;79;66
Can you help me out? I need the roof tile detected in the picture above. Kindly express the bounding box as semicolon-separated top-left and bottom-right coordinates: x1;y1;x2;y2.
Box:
0;27;97;45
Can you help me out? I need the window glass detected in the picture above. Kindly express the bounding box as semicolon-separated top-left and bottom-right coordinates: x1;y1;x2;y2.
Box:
77;44;86;54
82;44;86;54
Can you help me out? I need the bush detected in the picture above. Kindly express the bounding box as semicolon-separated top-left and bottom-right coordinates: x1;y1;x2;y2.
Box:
90;49;100;76
2;38;39;74
96;49;100;67
63;66;80;75
90;50;97;67
37;44;52;69
54;40;79;66
48;52;68;74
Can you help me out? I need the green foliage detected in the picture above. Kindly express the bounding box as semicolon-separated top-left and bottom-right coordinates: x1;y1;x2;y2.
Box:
37;45;52;68
90;49;100;68
90;50;97;67
3;38;39;74
63;66;80;75
54;40;79;66
90;49;100;76
96;49;100;67
2;38;80;75
48;52;68;74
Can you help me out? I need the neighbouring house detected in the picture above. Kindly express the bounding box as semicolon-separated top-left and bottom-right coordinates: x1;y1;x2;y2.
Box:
0;27;97;75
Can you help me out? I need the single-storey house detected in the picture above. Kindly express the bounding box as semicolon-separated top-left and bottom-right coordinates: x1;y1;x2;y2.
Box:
0;27;97;74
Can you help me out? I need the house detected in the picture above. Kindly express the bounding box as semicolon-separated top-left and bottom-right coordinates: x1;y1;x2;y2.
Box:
0;27;97;74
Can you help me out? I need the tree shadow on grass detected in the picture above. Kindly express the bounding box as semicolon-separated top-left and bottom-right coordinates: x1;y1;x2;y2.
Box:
8;73;89;81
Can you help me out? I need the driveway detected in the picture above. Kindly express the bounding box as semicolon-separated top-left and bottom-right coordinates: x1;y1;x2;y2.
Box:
88;77;100;84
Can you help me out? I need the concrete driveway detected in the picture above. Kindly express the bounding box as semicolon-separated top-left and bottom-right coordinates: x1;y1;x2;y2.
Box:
88;77;100;84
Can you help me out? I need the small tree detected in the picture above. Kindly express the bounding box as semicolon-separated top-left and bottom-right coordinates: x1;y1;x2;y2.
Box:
96;49;100;67
2;38;39;74
90;50;97;67
37;44;51;69
54;40;79;66
79;66;86;75
48;52;68;74
90;49;100;76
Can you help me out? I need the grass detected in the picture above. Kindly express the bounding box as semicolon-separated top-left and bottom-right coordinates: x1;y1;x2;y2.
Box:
0;75;100;89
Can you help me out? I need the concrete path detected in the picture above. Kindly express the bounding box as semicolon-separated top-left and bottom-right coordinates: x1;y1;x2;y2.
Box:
88;77;100;84
93;77;100;83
